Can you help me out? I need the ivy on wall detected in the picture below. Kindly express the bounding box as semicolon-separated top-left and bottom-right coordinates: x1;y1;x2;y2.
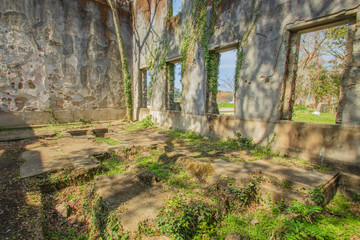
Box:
144;0;262;114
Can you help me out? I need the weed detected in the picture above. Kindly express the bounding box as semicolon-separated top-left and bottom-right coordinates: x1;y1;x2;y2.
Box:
44;109;58;124
352;192;360;202
267;194;287;215
140;115;154;128
94;137;121;146
104;212;129;239
98;153;126;176
235;132;254;150
138;220;159;237
79;117;92;125
309;186;325;206
227;178;259;208
157;196;218;239
326;194;350;217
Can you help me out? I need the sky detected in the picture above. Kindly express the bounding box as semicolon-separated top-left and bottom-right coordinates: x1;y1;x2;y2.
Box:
174;62;182;91
173;0;182;16
218;49;237;92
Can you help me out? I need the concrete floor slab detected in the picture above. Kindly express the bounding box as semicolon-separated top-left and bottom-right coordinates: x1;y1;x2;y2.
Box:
20;147;72;178
95;173;169;232
20;137;108;178
212;159;337;189
106;130;168;147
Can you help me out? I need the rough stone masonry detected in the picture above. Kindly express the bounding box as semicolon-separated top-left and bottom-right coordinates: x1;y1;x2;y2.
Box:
1;0;360;172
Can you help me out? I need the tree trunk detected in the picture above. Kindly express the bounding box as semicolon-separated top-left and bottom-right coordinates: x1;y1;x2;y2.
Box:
107;0;132;120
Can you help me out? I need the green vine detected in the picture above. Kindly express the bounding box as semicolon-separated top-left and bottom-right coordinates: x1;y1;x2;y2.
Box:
178;0;223;112
146;39;171;98
166;63;175;109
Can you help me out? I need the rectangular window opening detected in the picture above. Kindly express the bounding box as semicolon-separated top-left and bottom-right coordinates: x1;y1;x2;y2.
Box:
166;62;182;111
141;69;151;108
216;49;237;115
292;23;348;125
171;0;182;17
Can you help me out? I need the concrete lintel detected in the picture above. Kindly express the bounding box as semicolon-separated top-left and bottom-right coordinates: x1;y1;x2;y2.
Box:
209;40;239;52
166;56;182;63
287;8;358;33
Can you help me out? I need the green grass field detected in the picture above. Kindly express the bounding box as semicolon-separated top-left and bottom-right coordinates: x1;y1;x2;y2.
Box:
218;102;235;108
292;106;336;124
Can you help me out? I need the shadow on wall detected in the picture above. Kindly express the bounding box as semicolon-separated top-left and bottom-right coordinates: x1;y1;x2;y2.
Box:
133;0;165;119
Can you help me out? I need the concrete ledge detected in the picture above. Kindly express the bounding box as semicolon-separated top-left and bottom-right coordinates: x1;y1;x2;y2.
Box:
0;108;126;128
149;110;360;174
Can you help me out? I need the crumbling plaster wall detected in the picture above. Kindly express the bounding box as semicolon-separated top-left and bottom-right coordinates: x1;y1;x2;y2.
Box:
0;0;132;120
134;0;360;171
134;0;360;124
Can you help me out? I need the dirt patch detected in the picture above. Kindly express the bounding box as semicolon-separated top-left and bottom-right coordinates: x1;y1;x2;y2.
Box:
0;139;42;239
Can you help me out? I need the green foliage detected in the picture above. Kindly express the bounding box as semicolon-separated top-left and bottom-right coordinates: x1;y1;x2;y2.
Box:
235;132;255;150
267;196;287;215
104;213;129;240
138;220;160;237
157;196;218;239
44;109;58;125
227;179;259;207
78;117;92;125
288;200;323;221
137;154;195;189
140;115;154;128
235;132;276;158
95;137;121;146
219;197;360;240
309;186;325;206
95;152;127;176
353;192;360;202
326;194;350;217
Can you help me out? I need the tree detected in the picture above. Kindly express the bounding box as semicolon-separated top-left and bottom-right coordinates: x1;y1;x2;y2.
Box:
295;24;347;111
107;0;132;120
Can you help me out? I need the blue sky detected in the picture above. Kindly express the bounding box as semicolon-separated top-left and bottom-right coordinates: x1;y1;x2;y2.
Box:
173;0;182;16
218;49;237;92
174;62;182;91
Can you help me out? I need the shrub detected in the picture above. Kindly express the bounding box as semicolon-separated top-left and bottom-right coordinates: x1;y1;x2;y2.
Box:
157;196;217;239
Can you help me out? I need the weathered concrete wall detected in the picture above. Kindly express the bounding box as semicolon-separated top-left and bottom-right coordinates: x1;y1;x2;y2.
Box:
135;0;360;172
133;0;360;124
0;0;131;120
0;108;125;128
145;109;360;174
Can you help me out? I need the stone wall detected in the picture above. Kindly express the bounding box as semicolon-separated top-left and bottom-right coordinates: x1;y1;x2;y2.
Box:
133;0;360;124
0;0;131;120
134;0;360;171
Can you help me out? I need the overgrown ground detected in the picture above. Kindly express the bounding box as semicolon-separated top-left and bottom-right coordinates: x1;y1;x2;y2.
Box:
0;119;359;239
292;106;336;124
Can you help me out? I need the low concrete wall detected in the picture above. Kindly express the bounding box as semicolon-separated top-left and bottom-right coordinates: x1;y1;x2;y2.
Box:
144;109;360;174
0;108;125;128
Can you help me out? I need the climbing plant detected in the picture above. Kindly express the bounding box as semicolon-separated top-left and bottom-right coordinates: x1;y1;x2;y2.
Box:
107;0;133;120
178;0;223;112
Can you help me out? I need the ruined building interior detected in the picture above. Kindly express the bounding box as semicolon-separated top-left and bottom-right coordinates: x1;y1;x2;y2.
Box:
0;0;360;238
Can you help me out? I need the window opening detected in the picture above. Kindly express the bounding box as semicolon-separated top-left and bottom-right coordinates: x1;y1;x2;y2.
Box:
292;24;348;124
172;0;182;17
141;69;151;108
217;49;237;115
174;62;182;111
166;62;182;111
